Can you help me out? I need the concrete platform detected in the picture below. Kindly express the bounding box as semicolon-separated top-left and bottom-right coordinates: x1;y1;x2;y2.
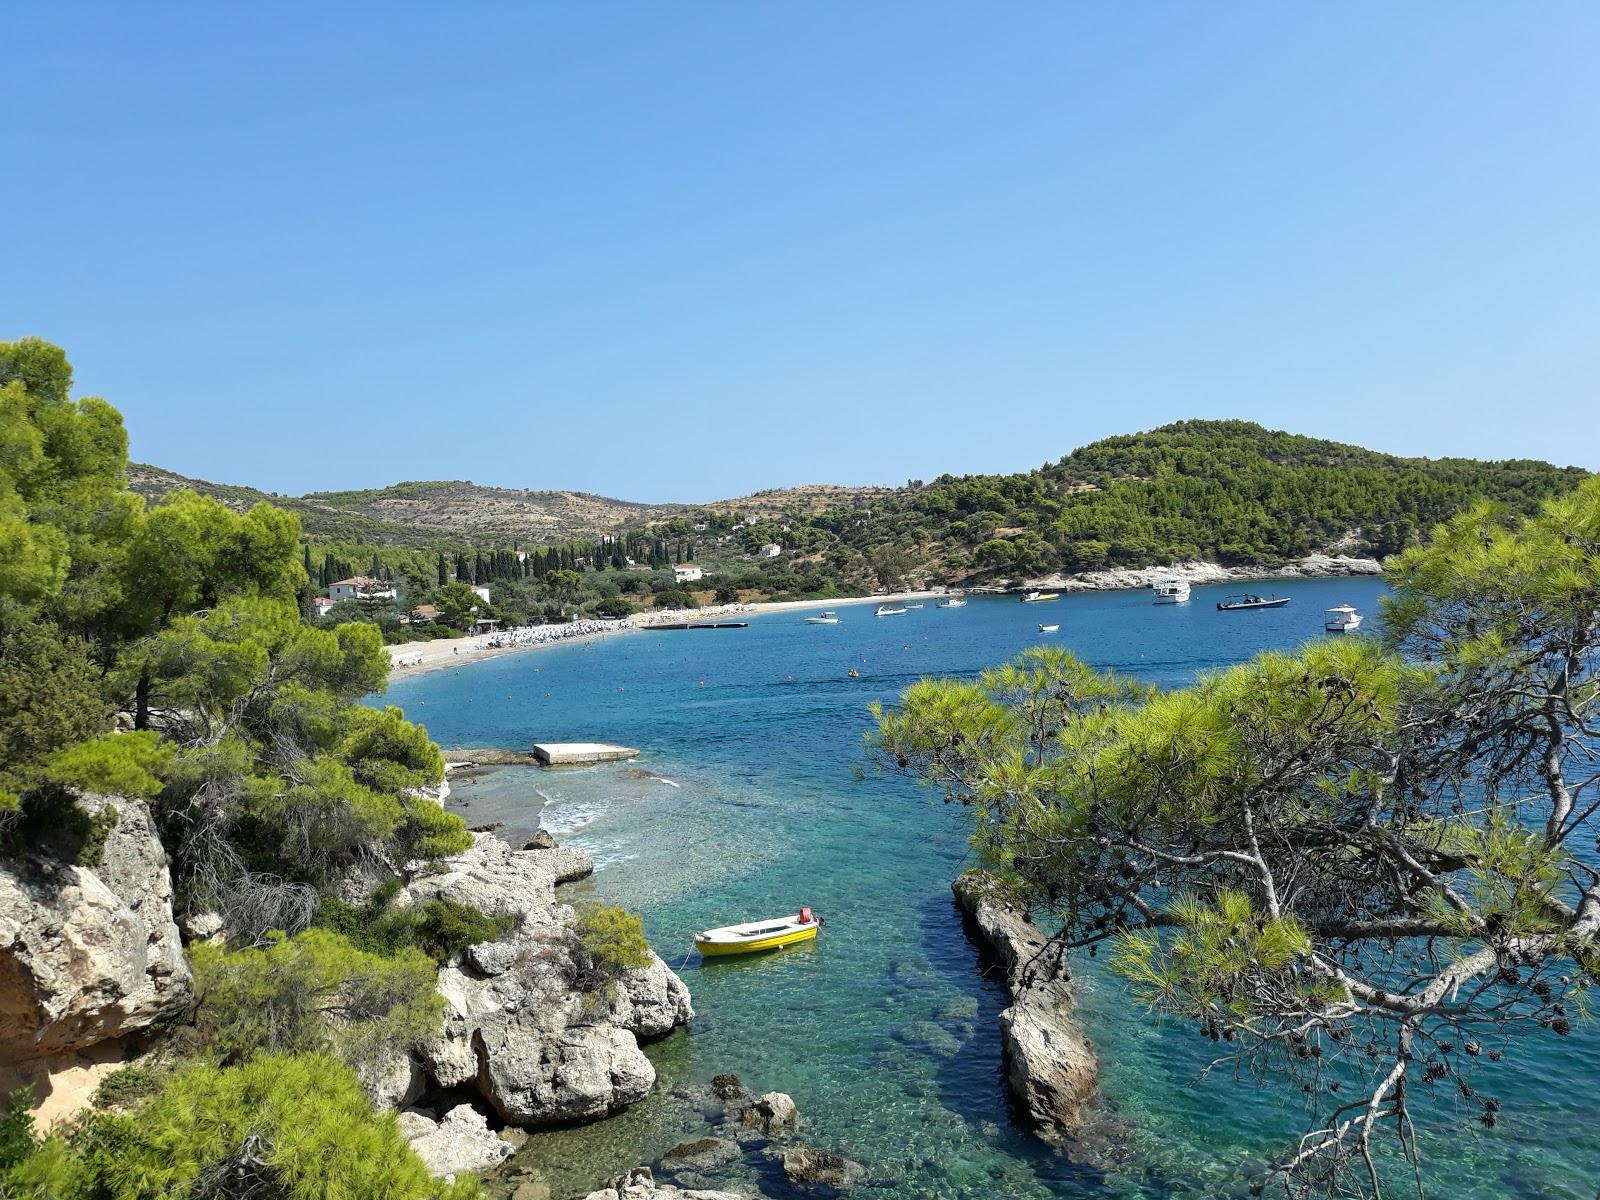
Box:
531;742;640;766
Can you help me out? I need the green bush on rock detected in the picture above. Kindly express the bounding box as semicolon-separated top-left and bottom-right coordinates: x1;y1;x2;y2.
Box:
1;1054;479;1200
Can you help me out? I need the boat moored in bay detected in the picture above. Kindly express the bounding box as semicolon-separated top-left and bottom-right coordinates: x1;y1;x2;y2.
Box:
1020;590;1060;603
1324;604;1363;632
875;603;908;616
693;908;823;957
1217;593;1291;611
1152;579;1191;604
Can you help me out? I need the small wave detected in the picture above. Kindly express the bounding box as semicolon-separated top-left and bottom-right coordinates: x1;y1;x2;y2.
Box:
541;800;610;836
657;777;681;788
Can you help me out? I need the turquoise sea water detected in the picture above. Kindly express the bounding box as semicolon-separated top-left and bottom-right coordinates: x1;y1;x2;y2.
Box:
384;581;1600;1200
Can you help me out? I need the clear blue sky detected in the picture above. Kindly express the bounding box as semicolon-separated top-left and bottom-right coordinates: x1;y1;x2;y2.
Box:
4;5;1596;501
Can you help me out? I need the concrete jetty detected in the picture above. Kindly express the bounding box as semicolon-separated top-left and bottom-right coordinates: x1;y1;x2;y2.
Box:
531;742;641;766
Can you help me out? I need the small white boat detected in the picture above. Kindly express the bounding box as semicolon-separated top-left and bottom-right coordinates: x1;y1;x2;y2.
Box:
1038;623;1060;633
1020;590;1060;603
936;595;967;608
805;611;840;624
875;604;908;617
1152;579;1191;604
1324;604;1363;633
906;602;924;609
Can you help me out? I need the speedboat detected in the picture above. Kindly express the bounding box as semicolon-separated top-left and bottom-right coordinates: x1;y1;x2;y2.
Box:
906;603;924;609
805;611;839;624
875;604;908;617
1216;594;1291;611
1038;623;1060;633
693;908;823;957
936;595;967;608
1152;579;1191;604
1324;604;1363;633
1020;590;1060;603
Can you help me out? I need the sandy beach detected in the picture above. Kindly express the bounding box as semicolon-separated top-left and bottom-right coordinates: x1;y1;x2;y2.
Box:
385;591;945;678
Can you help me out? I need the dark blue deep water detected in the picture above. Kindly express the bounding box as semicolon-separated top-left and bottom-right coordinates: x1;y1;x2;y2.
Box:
384;580;1599;1200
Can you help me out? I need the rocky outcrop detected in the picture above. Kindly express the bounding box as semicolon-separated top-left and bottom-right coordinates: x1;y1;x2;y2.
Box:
398;1103;515;1177
583;1167;750;1200
952;872;1097;1139
0;796;189;1064
406;833;693;1128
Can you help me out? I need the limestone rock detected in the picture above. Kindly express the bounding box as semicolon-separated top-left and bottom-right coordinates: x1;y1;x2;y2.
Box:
398;1103;514;1177
739;1091;799;1135
952;872;1097;1138
583;1166;750;1200
781;1145;866;1191
466;939;519;976
399;832;592;928
361;1045;426;1110
523;829;558;850
410;835;693;1127
0;796;190;1062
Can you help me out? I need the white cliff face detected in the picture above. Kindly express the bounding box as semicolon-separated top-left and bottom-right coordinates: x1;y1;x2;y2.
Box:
1020;553;1384;593
400;833;695;1129
952;872;1097;1139
0;796;190;1063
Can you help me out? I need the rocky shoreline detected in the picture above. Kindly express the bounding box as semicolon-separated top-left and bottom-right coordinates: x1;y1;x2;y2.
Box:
0;791;697;1189
1017;552;1383;594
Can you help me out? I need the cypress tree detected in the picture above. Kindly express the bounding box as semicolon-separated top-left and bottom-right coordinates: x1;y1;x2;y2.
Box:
437;553;448;587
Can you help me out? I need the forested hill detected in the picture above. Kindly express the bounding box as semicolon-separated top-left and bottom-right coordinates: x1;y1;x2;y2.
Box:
136;421;1587;585
787;420;1587;582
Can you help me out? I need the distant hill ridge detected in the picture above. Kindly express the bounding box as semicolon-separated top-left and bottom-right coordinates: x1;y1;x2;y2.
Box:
130;421;1589;567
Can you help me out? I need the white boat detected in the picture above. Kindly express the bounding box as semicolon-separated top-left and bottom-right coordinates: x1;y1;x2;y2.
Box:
1038;623;1060;633
906;603;924;609
1020;590;1060;603
936;595;967;608
804;611;839;624
875;604;908;617
1324;604;1363;633
1152;579;1191;604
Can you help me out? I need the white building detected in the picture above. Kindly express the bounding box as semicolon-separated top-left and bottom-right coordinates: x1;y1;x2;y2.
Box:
329;576;397;602
311;596;338;617
758;543;782;558
673;563;703;584
471;585;491;604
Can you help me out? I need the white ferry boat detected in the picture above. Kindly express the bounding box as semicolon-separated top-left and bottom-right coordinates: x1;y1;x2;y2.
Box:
1324;604;1363;633
1152;579;1191;604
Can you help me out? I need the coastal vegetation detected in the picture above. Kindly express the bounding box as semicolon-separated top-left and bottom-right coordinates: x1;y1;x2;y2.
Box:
871;479;1600;1196
0;338;500;1194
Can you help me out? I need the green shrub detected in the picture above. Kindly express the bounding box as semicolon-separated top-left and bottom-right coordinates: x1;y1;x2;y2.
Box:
572;903;651;995
314;888;510;965
90;1065;163;1110
190;928;443;1072
0;1086;37;1172
406;898;515;963
2;1054;479;1200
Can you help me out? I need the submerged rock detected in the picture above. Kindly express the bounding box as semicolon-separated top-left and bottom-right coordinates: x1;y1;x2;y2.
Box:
709;1073;747;1101
398;1103;514;1177
780;1145;866;1191
583;1166;750;1200
952;872;1097;1139
738;1090;800;1135
660;1136;741;1171
0;796;189;1064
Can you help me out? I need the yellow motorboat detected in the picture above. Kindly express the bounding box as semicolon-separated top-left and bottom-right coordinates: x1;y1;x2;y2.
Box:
693;909;822;957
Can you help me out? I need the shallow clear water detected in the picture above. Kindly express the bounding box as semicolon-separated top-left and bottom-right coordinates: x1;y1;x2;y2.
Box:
383;582;1600;1200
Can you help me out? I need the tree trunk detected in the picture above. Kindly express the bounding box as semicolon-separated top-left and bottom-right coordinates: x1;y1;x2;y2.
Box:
135;670;151;731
